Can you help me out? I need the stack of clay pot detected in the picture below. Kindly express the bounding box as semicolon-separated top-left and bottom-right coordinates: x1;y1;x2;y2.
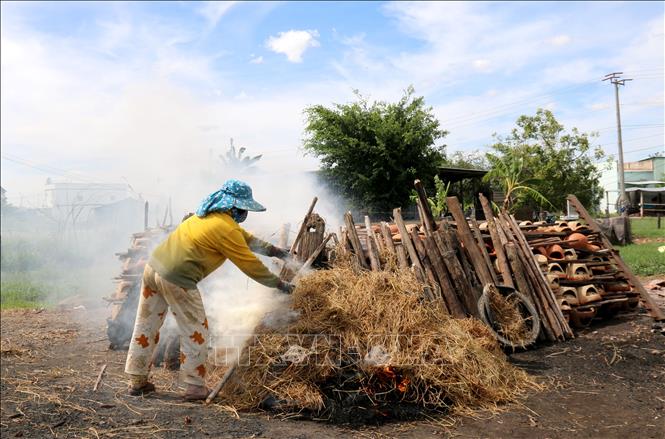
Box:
525;220;638;328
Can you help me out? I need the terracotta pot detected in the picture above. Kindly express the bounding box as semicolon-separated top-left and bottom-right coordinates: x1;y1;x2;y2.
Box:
479;222;489;231
567;263;590;280
405;223;420;233
576;284;601;305
556;297;572;312
536;246;549;256
546;274;561;290
561;286;579;305
584;244;601;252
547;244;565;260
389;224;399;234
566;233;589;250
570;307;596;327
605;282;632;292
555;221;569;227
393;233;402;242
564;248;578;260
547;263;565;278
519;221;533;227
535;254;548;266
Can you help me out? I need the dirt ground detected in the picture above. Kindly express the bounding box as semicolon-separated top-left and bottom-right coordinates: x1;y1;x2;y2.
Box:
2;293;664;439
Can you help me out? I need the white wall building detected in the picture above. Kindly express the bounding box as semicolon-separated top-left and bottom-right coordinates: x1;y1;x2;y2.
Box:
44;181;131;223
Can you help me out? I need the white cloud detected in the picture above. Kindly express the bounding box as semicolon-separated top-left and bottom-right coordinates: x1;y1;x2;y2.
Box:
198;1;237;27
472;59;491;72
590;102;610;111
249;55;264;64
266;29;320;63
550;34;571;46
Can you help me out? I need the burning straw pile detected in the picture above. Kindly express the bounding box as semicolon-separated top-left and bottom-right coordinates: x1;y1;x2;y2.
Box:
219;255;537;421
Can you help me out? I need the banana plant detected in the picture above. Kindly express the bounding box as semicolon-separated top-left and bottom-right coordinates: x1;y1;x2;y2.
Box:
485;153;553;213
219;138;263;171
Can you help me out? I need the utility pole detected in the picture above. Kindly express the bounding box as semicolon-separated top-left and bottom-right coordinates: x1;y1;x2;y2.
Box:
603;72;632;216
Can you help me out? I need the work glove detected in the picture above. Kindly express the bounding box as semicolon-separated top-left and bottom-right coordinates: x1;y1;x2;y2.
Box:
268;245;290;260
277;279;295;294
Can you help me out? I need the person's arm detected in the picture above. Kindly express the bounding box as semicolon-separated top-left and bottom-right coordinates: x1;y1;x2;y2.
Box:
220;229;291;289
240;228;289;258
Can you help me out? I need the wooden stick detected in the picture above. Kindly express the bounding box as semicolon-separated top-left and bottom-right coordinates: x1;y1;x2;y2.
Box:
432;230;479;317
414;179;437;233
380;222;397;255
93;364;107;392
479;193;514;288
295;234;333;277
500;214;572;339
278;223;291;249
395;244;409;269
567;194;664;321
471;217;499;284
393;208;425;275
446;197;495;285
344;212;369;269
205;363;237;404
290;197;318;254
422;233;466;317
505;243;553;341
364;216;381;271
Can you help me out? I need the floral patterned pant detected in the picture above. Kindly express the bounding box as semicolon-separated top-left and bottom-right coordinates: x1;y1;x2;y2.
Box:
124;264;208;386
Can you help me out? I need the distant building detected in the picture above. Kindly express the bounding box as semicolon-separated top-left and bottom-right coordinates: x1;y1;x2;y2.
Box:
598;156;665;214
44;181;135;224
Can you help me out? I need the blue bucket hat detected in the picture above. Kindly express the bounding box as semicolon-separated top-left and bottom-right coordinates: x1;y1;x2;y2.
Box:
195;179;266;217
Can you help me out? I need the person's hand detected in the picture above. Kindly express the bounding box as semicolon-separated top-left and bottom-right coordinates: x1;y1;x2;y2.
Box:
277;279;295;294
269;245;290;260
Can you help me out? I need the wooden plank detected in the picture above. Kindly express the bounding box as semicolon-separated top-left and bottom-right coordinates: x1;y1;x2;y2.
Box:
380;222;397;255
567;194;664;321
364;216;381;271
505;243;553;341
395;244;409;269
410;228;443;304
432;231;479;317
278;223;290;249
422;234;466;317
501;214;572;339
290;197;318;254
344;212;369;269
414;179;437;233
446;197;495;285
471;217;499;284
479;193;514;288
393;208;425;274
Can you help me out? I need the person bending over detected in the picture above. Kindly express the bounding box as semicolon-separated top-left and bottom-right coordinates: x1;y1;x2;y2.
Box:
124;179;294;400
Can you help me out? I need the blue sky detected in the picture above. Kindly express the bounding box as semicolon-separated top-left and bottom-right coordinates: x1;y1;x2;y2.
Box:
1;1;663;206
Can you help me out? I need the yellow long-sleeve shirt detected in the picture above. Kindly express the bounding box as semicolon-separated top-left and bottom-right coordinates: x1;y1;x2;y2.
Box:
149;211;280;290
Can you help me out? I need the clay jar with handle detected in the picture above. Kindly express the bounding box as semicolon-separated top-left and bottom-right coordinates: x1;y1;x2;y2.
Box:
566;233;589;250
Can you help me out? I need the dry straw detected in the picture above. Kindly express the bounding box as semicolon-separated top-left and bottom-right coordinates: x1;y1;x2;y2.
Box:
218;253;538;417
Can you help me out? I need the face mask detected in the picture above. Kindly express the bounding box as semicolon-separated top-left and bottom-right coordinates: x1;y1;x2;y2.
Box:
230;207;248;223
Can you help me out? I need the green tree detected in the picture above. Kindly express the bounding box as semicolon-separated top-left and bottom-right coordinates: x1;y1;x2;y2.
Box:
487;109;605;212
303;87;447;214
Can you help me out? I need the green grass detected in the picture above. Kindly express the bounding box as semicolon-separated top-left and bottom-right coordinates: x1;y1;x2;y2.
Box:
630;217;665;239
618;242;665;277
0;274;48;309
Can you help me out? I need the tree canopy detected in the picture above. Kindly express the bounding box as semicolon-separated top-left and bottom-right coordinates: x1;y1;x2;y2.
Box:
486;109;605;212
303;87;447;214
